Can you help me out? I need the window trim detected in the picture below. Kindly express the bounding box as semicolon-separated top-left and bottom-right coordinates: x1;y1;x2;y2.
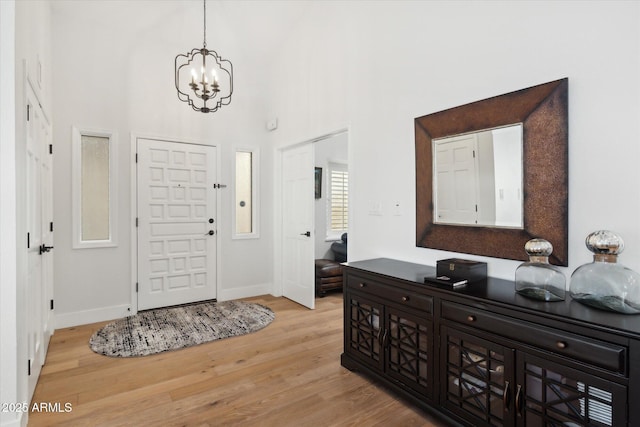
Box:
71;126;118;249
232;146;260;240
326;161;348;241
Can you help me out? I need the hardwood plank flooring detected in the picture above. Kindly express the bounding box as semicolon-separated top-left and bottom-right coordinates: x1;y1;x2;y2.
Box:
29;294;445;426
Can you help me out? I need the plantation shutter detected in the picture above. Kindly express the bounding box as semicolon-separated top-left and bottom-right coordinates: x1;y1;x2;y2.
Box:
330;165;348;233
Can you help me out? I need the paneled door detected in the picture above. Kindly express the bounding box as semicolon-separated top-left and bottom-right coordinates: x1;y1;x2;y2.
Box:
281;143;315;309
25;80;54;400
137;138;217;310
433;134;479;225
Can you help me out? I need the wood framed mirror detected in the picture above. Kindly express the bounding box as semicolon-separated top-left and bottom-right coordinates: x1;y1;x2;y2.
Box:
415;78;568;265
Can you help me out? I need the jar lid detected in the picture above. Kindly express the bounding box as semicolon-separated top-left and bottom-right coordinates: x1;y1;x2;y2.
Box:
525;238;553;256
585;230;624;255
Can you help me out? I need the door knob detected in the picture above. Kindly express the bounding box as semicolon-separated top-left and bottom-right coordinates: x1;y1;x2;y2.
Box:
300;231;311;237
207;230;215;236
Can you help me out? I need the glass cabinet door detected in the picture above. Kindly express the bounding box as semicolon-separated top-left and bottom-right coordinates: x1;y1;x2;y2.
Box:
385;306;433;398
345;292;384;370
518;352;626;427
441;326;515;427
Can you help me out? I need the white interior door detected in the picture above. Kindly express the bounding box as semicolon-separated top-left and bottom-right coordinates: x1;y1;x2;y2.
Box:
137;138;217;311
25;81;53;400
434;135;479;225
282;143;315;309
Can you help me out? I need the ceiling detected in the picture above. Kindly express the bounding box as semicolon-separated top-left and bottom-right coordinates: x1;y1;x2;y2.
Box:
50;0;316;64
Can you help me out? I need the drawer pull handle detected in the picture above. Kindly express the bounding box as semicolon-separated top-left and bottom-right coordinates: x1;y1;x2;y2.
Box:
402;296;410;302
359;283;365;288
467;315;476;322
556;341;567;349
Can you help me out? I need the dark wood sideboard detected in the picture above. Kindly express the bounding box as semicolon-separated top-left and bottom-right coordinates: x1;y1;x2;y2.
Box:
341;258;640;427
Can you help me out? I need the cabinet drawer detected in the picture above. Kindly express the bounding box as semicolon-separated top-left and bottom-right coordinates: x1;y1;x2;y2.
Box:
442;301;627;374
347;274;433;313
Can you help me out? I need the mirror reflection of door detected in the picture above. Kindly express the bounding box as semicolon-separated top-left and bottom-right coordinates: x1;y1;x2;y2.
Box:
433;124;523;229
434;135;478;225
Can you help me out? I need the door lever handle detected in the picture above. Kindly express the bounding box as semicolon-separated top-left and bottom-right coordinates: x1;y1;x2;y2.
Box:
300;231;311;237
206;230;215;236
39;244;54;255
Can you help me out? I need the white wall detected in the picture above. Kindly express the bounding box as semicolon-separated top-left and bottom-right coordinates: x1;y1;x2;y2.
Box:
51;1;274;327
35;0;640;329
0;3;20;425
314;132;348;259
2;1;52;426
267;1;640;281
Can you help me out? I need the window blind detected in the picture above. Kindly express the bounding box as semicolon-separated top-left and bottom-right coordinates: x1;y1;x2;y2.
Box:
330;169;348;232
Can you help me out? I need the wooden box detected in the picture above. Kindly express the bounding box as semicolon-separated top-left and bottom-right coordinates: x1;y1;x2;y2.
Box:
436;258;487;283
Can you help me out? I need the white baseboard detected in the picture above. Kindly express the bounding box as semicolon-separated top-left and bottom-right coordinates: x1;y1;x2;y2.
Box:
54;304;130;329
54;284;275;328
217;283;273;301
0;411;25;427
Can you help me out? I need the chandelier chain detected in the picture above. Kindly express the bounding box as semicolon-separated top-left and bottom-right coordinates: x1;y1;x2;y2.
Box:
203;0;207;48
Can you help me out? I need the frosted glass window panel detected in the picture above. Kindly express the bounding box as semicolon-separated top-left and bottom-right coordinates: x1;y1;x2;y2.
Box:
81;135;110;241
235;151;252;234
72;127;117;249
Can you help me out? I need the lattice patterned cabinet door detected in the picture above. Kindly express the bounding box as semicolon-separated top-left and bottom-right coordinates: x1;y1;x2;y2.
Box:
346;294;383;370
520;353;626;427
386;306;433;398
441;326;515;427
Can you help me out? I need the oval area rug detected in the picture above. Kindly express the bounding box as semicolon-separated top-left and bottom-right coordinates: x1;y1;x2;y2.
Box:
89;300;275;357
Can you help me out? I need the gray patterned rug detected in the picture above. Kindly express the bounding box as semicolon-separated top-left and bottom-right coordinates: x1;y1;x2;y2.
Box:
89;300;275;357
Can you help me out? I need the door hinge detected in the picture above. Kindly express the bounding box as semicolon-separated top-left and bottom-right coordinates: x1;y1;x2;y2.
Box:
50;222;54;232
136;282;139;293
28;359;31;376
27;232;30;249
50;299;54;310
135;153;138;163
49;144;53;154
473;150;476;158
135;217;138;227
27;105;30;121
475;204;478;212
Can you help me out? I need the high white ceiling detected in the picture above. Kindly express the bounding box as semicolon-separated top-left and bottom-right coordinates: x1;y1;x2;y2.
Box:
50;0;315;64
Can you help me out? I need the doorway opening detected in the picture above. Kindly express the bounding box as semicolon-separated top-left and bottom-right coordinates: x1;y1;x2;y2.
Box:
279;129;349;309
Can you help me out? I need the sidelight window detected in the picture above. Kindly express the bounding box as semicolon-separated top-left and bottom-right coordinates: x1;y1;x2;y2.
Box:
72;127;118;248
233;147;259;239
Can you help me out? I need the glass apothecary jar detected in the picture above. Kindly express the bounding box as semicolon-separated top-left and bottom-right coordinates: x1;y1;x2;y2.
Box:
570;230;640;314
515;239;566;301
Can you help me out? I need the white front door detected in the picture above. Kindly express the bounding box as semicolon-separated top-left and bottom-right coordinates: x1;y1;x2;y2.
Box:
282;143;315;309
25;81;53;400
137;138;217;311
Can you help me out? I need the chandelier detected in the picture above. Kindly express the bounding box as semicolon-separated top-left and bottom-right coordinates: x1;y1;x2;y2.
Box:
174;0;233;113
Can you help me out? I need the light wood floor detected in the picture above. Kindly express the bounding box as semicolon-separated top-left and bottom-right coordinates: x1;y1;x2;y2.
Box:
29;293;445;426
